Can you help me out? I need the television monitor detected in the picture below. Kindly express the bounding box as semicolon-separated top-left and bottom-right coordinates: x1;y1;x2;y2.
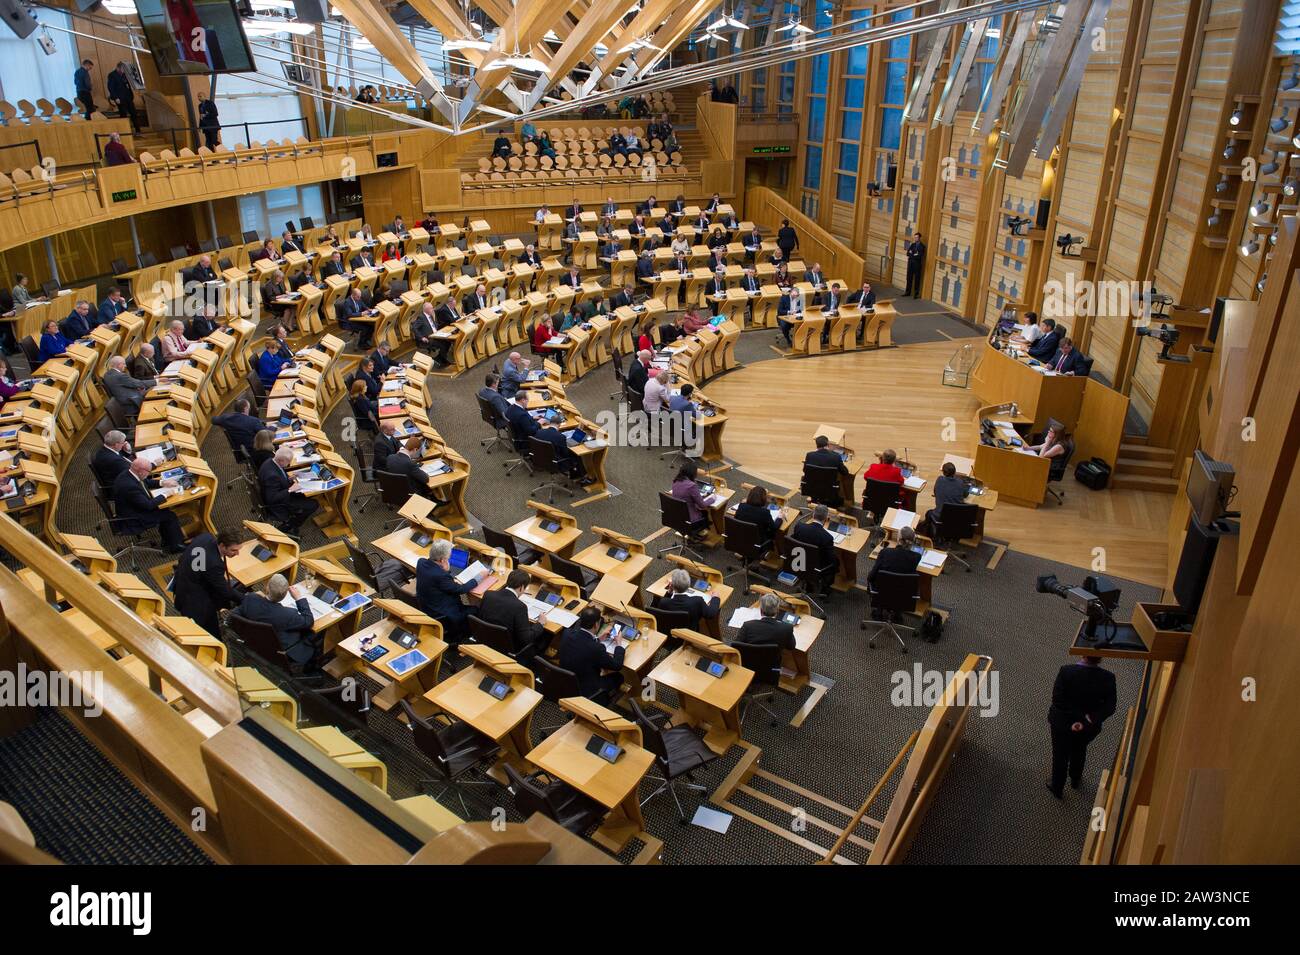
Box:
135;0;256;76
1186;449;1235;527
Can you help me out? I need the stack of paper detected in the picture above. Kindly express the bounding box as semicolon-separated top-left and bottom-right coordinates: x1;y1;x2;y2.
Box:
919;549;946;570
455;560;488;585
726;607;763;629
887;510;915;531
904;474;925;491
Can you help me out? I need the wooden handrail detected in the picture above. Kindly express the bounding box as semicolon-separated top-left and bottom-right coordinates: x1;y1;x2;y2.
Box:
0;513;242;726
818;730;918;864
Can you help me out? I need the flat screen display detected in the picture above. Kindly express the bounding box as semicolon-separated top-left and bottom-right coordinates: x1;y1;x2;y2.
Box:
136;0;256;76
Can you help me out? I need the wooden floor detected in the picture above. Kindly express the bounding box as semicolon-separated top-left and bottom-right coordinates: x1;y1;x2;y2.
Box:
707;340;1172;586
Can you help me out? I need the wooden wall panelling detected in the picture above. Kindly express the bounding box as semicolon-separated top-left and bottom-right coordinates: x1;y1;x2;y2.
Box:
931;118;984;315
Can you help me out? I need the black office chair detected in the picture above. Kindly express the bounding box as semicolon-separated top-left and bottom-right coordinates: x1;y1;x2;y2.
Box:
217;234;235;250
1045;439;1075;505
346;536;415;601
930;501;978;572
245;371;269;412
527;435;574;503
734;641;784;727
93;415;117;444
298;681;372;736
609;347;630;402
628;699;717;822
503;762;605;836
242;229;260;244
468;615;515;656
198;238;218;253
17;335;40;369
647;605;692;653
226;611;295;674
476;396;512;455
800;463;842;507
861;477;903;532
723;514;771;592
169;244;190;262
482;525;541;567
503;423;535;477
217;256;234;273
350;442;377;513
374;469;413;526
657;491;705;561
778;536;834;615
398;700;501;817
548;552;599;598
862;570;920;652
298;216;316;230
136;251;158;269
110;257;130;276
90;482;165;570
40;279;61;298
217;429;255;491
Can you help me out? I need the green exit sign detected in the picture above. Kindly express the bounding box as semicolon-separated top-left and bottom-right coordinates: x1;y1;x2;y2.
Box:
110;188;138;203
751;145;791;155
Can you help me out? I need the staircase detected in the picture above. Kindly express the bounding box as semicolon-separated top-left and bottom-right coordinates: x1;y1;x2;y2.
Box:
1111;442;1180;493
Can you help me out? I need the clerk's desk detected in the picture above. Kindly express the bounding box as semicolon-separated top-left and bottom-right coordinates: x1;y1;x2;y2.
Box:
970;407;1051;507
971;339;1086;432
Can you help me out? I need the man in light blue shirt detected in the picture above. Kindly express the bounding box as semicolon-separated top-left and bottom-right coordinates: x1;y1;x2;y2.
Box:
500;351;529;399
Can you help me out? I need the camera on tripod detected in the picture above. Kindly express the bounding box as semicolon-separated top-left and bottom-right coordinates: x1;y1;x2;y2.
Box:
1036;573;1122;642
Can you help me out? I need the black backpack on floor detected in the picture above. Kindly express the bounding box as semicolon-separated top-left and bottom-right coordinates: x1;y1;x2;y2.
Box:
1074;457;1112;490
918;610;944;643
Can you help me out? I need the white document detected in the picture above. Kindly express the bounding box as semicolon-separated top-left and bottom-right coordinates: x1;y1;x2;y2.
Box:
887;510;916;530
545;607;579;629
455;560;488;585
903;474;925;491
919;549;946;569
726;607;763;629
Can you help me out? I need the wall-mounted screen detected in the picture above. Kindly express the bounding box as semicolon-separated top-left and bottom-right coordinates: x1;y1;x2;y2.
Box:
135;0;256;76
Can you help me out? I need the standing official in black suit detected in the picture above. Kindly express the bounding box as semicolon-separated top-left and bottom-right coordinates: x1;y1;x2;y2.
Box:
111;458;185;552
476;569;548;659
558;606;624;703
92;430;134;493
1046;657;1117;798
173;528;243;636
258;448;319;533
904;232;926;298
736;593;797;649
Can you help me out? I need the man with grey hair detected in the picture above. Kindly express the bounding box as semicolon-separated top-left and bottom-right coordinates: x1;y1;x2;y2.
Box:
237;572;320;672
257;445;318;533
110;456;185;552
736;592;797;649
415;537;478;644
625;347;651;406
162;319;198;362
102;354;154;414
500;351;529;399
649;566;721;633
789;503;837;596
132;341;159;380
91;428;134;492
61;299;97;340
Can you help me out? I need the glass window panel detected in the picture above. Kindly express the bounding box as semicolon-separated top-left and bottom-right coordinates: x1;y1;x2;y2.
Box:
885;62;908;103
879;108;903;151
804;145;823;189
840;110;862;142
811;55;829;94
844;78;865;108
847;45;868;75
807;100;825;142
836;174;857;203
839;142;859;172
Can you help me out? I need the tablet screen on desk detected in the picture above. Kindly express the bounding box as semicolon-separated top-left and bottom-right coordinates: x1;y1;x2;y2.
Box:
448;547;470;570
607;546;629;561
313;586;338;604
540;519;562;533
537;589;563;606
392;628;419;649
478;676;511;700
586;736;622;763
695;658;726;678
252;545;275;562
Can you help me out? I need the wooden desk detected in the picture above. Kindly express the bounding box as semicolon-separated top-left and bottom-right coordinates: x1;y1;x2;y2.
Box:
425;644;541;783
525;698;654;853
300;725;387;791
647;631;752;755
225;521;299;587
330;607;447;711
971;340;1086;431
505;504;582;559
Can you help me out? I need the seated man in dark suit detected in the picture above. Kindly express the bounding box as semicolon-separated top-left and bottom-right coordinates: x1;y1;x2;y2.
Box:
189;254;219;284
504;393;591;485
410;302;439;360
462;284;491;314
91;429;134;493
1047;337;1086;375
624;349;651;406
350;247;377;271
610;284;636;310
212;397;269;456
788;504;837;596
111;457;185;552
336;288;371;349
803;434;849;506
369;342;395;377
924;461;967;538
371;421;400;466
258;447;319;533
557;606;624;703
173;527;243;636
651;568;721;631
98;287;128;328
320;251;348;279
867;526;922;620
735;592;796;650
415;539;478;644
385;437;433;494
61;300;96;340
478;371;510;421
847;281;876;309
1027;318;1061;360
634;253;655;281
188;304;219;340
476;569;548;660
102;355;154;415
238;573;320;673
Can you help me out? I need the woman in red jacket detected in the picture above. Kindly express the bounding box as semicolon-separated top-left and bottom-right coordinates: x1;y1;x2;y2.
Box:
380;242;401;263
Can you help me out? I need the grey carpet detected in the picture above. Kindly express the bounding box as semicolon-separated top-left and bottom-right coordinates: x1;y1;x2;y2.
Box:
17;290;1152;865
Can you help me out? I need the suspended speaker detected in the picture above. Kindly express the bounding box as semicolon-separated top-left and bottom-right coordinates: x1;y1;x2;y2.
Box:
1036;198;1052;230
0;0;39;39
291;0;329;23
886;164;897;190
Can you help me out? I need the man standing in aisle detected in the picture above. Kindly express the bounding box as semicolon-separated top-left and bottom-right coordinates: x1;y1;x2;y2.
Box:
1046;656;1117;798
905;231;926;299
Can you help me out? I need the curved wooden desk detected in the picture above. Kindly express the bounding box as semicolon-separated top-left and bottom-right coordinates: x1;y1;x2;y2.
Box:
971;340;1086;431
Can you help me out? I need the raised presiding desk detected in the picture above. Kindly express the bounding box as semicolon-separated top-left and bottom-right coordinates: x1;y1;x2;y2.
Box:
971;340;1086;432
